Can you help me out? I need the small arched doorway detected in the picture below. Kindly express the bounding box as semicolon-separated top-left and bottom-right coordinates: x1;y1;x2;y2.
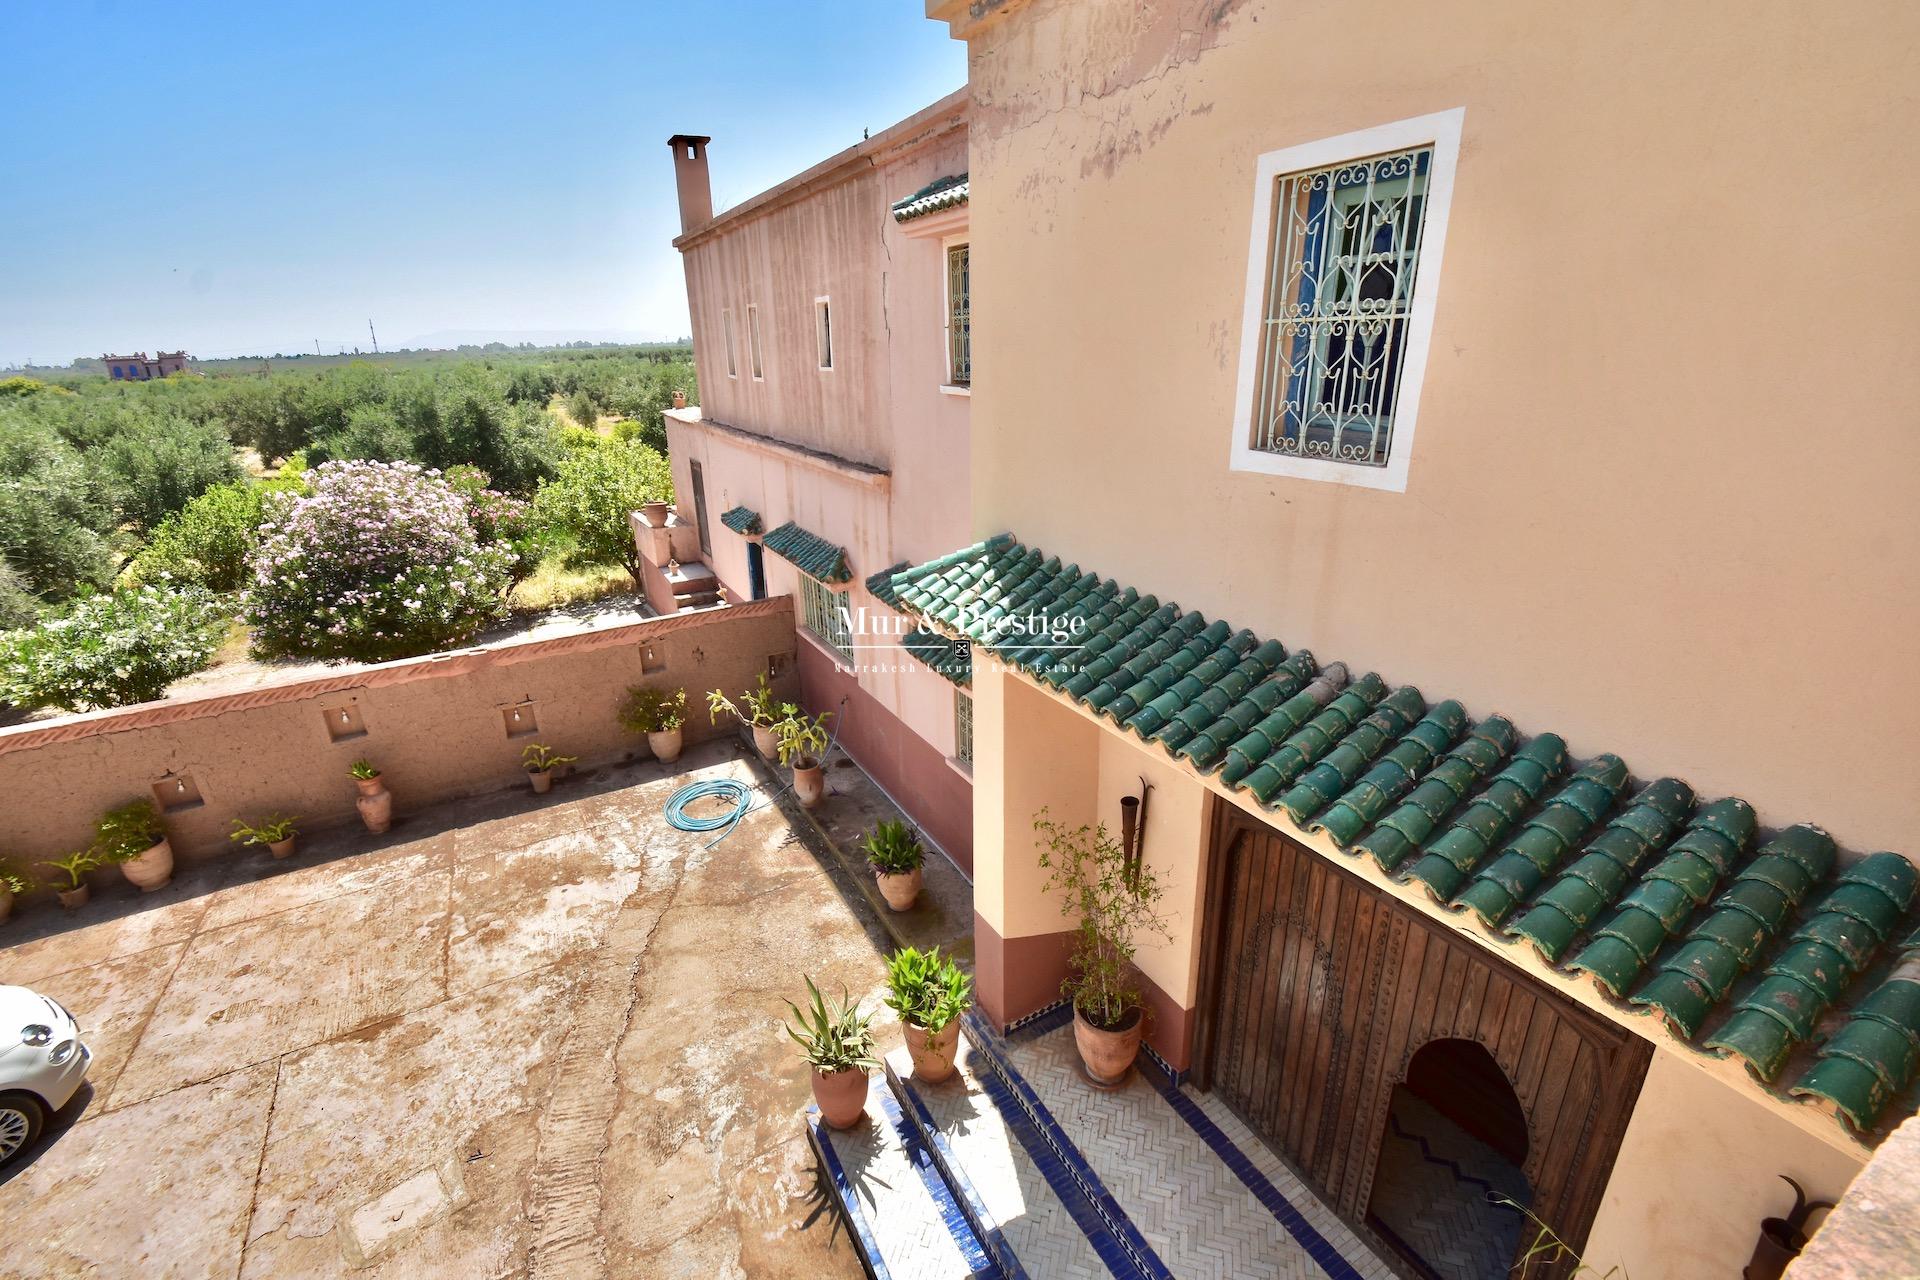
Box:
1365;1038;1533;1280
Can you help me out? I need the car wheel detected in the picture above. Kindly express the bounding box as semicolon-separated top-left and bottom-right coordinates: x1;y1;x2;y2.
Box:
0;1092;46;1166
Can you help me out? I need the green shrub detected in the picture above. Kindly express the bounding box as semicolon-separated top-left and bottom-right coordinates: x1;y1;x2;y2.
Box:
98;411;241;531
0;410;113;600
0;561;39;631
531;438;671;588
244;460;516;663
125;469;307;594
0;583;228;711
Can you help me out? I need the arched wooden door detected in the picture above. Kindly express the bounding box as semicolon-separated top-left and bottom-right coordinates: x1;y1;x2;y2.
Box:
1194;804;1652;1273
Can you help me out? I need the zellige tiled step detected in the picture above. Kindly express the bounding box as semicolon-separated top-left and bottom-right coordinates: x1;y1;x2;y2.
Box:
809;1075;1000;1280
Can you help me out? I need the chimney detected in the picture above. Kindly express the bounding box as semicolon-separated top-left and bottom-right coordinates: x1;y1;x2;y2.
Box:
667;134;713;233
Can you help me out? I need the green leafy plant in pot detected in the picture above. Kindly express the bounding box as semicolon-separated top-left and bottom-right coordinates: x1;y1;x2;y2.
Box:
784;976;879;1130
1034;809;1173;1088
43;850;102;911
706;673;783;758
230;814;301;859
884;946;972;1083
0;859;29;925
520;743;578;795
94;798;173;892
774;707;833;809
863;819;927;912
619;685;687;765
350;759;392;833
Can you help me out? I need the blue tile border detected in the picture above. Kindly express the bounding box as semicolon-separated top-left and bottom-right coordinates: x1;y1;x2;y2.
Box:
1132;1060;1369;1280
884;1057;1032;1280
873;1084;1002;1279
807;1105;892;1280
963;1011;1176;1280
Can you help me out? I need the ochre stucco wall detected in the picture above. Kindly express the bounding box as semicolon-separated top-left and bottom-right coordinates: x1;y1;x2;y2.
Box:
958;0;1920;853
1585;1046;1864;1279
0;604;798;891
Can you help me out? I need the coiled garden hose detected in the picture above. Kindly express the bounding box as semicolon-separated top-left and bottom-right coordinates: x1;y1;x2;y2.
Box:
664;777;760;848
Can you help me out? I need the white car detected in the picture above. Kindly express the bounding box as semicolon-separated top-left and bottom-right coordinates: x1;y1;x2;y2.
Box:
0;986;90;1166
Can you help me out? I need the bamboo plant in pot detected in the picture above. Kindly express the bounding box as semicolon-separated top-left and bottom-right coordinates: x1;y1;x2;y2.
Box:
230;815;301;859
783;976;879;1130
705;673;784;759
43;851;101;911
619;685;687;765
0;861;28;925
884;946;972;1083
775;707;833;809
1034;809;1172;1089
863;820;926;912
95;799;173;892
351;759;392;833
521;744;578;794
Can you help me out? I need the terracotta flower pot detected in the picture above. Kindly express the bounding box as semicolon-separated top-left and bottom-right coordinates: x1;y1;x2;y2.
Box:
268;837;297;860
640;500;670;529
671;391;687;409
529;769;554;795
58;884;89;911
647;728;684;764
355;776;392;833
751;723;779;758
1072;1004;1144;1089
875;867;922;912
811;1066;868;1130
120;837;174;893
903;1021;961;1084
793;760;824;809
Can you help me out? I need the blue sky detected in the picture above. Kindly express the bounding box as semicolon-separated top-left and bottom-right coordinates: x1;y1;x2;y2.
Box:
0;1;965;366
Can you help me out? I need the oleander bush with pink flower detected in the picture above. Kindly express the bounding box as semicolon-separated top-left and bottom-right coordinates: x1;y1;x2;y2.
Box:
245;460;518;663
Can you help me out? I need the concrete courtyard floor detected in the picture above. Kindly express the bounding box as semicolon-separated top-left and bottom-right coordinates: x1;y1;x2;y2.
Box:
0;740;898;1279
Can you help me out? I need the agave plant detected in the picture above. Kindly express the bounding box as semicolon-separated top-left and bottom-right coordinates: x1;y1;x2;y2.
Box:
783;976;879;1074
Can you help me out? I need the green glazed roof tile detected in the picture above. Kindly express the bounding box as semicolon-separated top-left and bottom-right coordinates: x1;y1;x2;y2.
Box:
719;505;762;536
891;173;969;222
900;629;971;686
881;532;1920;1137
762;521;851;583
865;561;910;610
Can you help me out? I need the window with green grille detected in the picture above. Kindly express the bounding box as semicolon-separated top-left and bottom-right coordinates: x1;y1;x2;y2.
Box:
800;575;853;662
954;689;973;764
946;243;970;385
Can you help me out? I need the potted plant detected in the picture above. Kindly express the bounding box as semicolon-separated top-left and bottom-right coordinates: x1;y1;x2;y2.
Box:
94;798;173;892
350;759;392;833
618;685;687;764
775;707;833;809
784;976;879;1130
864;819;927;912
706;673;784;759
230;815;301;859
521;743;578;794
640;499;670;528
884;946;973;1083
43;851;100;911
0;860;28;924
1034;810;1173;1089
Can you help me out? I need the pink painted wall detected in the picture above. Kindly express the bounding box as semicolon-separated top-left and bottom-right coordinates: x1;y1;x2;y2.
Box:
0;602;799;891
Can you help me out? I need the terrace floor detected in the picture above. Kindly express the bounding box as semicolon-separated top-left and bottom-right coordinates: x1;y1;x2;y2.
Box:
0;741;883;1279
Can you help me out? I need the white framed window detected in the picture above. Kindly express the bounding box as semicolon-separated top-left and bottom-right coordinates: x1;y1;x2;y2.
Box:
1229;108;1464;493
799;575;853;662
943;238;970;387
953;689;973;765
722;308;737;379
815;296;833;370
747;303;764;381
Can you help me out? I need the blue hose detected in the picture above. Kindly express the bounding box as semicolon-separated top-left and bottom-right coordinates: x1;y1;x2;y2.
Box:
664;777;760;848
